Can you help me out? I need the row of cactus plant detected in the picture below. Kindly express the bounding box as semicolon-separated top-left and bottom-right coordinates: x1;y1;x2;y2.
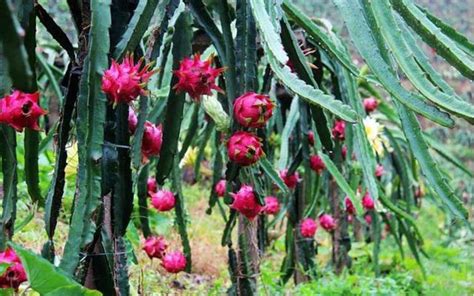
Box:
0;0;472;294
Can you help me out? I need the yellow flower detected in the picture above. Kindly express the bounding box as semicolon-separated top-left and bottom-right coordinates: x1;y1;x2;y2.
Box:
363;116;390;156
65;142;79;178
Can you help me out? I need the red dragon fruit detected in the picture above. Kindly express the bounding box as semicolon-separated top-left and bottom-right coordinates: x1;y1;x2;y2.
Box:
363;97;378;113
151;189;175;212
161;251;187;273
308;131;315;146
319;214;337;232
262;196;280;215
102;54;154;105
0;248;27;290
341;146;348;160
141;121;163;162
147;177;158;196
227;131;264;166
233;92;274;128
173;54;224;101
345;197;356;215
332;120;346;141
309;154;326;174
375;164;384;178
215;179;226;197
364;214;372;225
230;185;263;220
279;169;300;189
0;91;46;132
142;236;168;259
300;218;318;238
362;192;375;210
128;107;138;134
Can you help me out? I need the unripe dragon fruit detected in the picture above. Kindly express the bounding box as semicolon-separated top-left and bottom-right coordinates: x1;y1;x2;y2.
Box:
151;189;176;212
0;91;46;132
161;251;187;273
233;92;274;128
128;107;138;134
362;192;375;210
227;131;264;166
102;54;154;105
309;154;325;174
215;179;226;197
375;164;384;178
319;214;336;232
173;54;224;101
0;248;27;290
300;218;318;238
345;197;356;215
141;121;163;162
262;196;280;215
147;177;158;196
332;120;346;141
363;97;378;114
279;169;300;189
230;185;263;220
142;236;168;259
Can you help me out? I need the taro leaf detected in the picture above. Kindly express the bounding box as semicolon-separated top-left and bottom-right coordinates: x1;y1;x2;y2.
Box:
9;243;102;295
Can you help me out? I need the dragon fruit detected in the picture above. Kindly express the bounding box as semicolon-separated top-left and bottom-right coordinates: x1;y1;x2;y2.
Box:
227;131;264;166
142;236;168;259
262;196;280;215
230;185;263;220
309;154;325;174
161;251;187;273
300;218;318;238
173;54;224;101
0;90;46;132
319;214;336;232
151;189;175;212
141;121;163;162
233;92;274;128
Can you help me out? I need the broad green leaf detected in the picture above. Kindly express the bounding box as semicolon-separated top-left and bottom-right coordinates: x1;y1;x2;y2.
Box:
10;243;101;295
333;0;454;127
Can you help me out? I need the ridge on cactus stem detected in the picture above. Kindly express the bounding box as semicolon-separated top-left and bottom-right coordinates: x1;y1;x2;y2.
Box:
161;251;187;273
332;120;346;141
362;192;375;210
141;122;163;162
147;177;158;196
279;169;300;189
0;91;46;132
102;54;155;105
263;196;280;215
319;214;336;232
215;179;226;197
363;97;378;113
151;189;176;212
309;154;325;174
128;107;138;134
300;218;317;238
308;131;315;146
227;131;264;166
345;197;355;215
233;92;274;128
230;185;263;220
0;248;27;290
143;236;168;259
173;54;224;101
375;164;384;178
